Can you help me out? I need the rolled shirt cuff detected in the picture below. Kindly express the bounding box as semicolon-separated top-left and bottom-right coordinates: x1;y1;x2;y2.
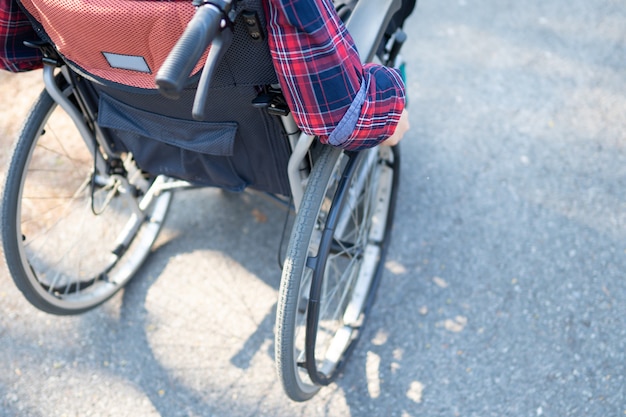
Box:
327;75;369;147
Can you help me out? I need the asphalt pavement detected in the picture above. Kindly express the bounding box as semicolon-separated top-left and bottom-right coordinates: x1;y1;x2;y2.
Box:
1;0;625;416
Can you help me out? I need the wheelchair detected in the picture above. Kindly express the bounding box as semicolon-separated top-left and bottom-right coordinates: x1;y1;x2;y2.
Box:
1;0;405;401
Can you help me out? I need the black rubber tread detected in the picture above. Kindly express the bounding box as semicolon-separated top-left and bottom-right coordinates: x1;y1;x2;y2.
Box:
275;145;343;401
0;87;74;313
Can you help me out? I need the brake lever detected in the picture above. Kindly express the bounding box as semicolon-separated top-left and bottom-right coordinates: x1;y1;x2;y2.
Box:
192;24;234;121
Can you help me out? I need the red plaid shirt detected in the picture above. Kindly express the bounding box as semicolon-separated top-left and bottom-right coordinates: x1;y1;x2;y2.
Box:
0;0;41;72
267;0;406;150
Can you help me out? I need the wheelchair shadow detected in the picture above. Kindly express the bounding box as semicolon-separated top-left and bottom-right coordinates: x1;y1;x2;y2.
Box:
103;185;423;416
108;182;439;416
105;187;295;414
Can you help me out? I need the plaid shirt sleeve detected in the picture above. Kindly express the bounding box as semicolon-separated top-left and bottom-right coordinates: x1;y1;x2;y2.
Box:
266;0;406;151
0;0;42;72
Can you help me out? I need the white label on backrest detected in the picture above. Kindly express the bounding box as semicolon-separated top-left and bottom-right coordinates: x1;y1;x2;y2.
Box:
102;52;151;73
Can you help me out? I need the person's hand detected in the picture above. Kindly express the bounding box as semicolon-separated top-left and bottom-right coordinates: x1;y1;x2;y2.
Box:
382;108;410;146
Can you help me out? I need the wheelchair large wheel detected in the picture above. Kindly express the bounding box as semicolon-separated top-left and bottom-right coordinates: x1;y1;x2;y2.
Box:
1;79;172;315
276;144;400;401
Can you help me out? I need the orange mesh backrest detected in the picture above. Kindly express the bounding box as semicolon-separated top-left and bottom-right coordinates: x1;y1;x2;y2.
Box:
20;0;207;89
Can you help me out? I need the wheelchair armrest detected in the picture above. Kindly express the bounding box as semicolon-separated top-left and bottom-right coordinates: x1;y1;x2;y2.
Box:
345;0;402;64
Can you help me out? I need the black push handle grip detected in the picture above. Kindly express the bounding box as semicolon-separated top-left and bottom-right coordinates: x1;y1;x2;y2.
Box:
156;4;223;99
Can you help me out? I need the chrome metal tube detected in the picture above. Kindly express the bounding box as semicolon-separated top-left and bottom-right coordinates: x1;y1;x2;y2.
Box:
42;65;107;175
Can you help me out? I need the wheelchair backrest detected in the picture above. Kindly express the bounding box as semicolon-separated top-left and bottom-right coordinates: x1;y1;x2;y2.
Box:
19;0;275;90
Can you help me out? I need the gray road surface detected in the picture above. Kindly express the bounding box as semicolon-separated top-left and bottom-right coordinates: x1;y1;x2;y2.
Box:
1;0;625;416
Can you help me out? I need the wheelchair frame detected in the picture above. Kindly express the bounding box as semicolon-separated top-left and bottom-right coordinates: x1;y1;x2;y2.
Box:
1;0;405;402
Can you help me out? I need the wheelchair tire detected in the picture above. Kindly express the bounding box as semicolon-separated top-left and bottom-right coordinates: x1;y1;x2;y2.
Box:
1;77;172;315
276;144;400;401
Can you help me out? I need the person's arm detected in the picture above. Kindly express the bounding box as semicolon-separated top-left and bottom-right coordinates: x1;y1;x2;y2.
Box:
265;0;407;150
